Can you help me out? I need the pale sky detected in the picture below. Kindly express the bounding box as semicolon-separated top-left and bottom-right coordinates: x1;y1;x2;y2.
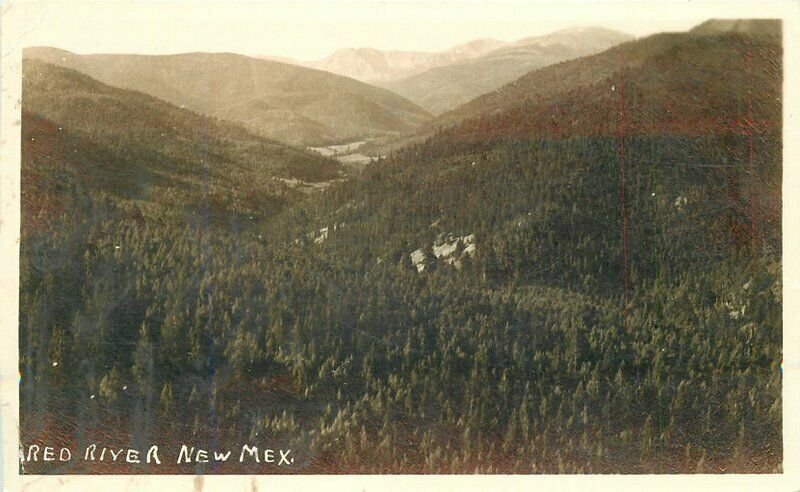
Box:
1;1;786;61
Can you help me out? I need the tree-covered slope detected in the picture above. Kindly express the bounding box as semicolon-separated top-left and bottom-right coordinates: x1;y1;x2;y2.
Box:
22;60;341;226
247;20;782;472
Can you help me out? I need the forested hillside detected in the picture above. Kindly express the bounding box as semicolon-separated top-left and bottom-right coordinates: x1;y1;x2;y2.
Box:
19;20;782;474
22;60;342;221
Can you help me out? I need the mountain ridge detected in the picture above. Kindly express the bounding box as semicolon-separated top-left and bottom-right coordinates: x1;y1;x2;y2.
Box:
378;26;633;114
420;20;781;143
24;47;432;146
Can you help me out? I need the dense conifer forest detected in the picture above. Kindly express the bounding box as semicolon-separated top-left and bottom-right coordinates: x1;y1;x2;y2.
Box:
19;22;782;473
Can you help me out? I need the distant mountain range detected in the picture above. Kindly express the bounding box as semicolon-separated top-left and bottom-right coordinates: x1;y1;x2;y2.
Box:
23;20;777;151
24;26;636;147
23;48;432;146
379;27;634;114
302;38;507;83
292;27;633;114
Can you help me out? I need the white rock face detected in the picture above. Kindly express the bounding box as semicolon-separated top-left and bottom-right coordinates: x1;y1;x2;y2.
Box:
433;241;459;259
410;249;427;272
410;233;476;273
432;233;476;259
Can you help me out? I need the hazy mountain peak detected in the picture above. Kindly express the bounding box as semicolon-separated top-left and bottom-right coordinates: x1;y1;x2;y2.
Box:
443;38;508;57
508;26;633;51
